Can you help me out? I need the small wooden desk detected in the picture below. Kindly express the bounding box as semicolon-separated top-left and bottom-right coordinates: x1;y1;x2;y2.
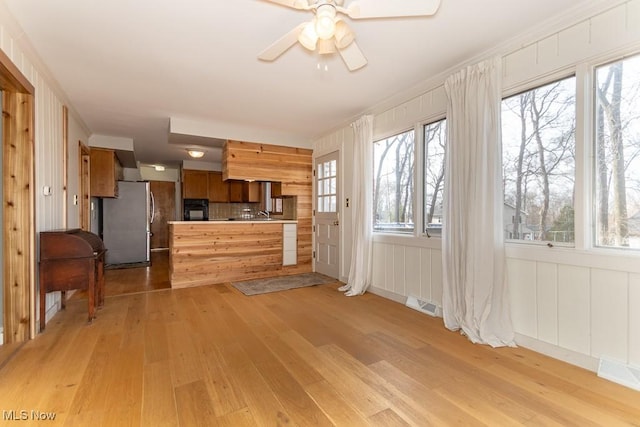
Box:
39;229;106;331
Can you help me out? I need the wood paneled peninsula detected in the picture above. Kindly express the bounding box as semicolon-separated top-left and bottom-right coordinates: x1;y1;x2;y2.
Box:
169;220;306;289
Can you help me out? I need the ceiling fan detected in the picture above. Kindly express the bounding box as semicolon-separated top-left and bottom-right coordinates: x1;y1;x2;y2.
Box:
258;0;441;71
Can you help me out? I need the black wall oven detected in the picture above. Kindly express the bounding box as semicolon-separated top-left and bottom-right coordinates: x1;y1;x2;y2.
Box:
183;198;209;221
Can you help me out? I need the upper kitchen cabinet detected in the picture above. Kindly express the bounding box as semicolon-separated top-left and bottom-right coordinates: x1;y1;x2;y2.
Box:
243;181;261;203
208;171;230;203
223;140;312;183
182;169;209;199
90;147;123;198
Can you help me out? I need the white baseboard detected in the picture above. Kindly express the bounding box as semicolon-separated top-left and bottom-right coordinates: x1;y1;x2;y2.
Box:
514;333;599;372
367;286;406;304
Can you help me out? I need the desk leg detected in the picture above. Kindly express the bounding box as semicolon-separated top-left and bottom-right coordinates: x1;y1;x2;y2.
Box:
88;258;96;322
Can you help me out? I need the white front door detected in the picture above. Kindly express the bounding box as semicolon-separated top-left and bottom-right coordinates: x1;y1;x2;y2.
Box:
315;151;340;278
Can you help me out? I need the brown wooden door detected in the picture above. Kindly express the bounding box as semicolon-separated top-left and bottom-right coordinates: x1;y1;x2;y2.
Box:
150;181;176;249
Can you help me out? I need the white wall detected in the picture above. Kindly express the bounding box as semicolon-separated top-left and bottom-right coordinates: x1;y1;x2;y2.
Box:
0;2;91;329
314;0;640;371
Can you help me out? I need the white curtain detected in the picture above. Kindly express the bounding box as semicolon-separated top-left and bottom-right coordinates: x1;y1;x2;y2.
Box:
442;57;515;347
340;115;373;296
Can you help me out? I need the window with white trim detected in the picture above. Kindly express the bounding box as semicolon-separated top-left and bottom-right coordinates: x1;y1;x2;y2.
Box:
502;76;576;244
594;54;640;250
423;119;446;236
373;130;415;233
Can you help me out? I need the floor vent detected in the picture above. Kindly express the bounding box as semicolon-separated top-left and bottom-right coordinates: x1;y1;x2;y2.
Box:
597;357;640;391
405;296;441;317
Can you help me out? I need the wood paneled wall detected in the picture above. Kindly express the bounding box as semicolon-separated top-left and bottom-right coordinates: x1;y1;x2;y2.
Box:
223;140;313;273
170;222;309;288
1;49;35;344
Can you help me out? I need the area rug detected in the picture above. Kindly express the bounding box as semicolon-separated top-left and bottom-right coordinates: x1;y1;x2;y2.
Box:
232;273;336;296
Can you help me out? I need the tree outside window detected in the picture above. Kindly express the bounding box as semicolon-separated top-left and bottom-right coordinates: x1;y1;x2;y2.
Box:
373;130;415;233
502;77;576;244
595;54;640;249
423;119;446;236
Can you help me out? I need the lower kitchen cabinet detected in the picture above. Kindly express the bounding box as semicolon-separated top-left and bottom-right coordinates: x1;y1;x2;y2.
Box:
283;223;297;266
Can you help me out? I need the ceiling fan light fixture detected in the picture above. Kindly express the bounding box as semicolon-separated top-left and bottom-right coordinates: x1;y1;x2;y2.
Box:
315;4;337;40
317;38;336;55
298;21;318;50
334;20;354;49
187;149;205;158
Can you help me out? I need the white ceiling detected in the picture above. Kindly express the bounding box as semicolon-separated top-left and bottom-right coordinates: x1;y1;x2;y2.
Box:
5;0;597;167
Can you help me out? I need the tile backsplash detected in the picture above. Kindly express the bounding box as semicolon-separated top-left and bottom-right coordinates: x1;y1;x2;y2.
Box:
209;196;297;220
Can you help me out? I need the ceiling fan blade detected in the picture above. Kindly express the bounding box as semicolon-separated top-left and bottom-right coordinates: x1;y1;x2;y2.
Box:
259;0;310;10
338;40;367;71
258;23;307;61
347;0;441;19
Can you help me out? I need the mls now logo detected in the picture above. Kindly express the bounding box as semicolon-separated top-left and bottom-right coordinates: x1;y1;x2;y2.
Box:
3;410;56;421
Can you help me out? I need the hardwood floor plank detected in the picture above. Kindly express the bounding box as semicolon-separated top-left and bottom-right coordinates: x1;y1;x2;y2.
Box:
141;360;179;427
368;408;411;426
484;363;637;426
279;330;391;418
199;342;247;417
174;379;218;427
166;320;206;388
216;407;258;427
304;380;371;426
320;343;482;426
217;342;294;425
2;255;639;426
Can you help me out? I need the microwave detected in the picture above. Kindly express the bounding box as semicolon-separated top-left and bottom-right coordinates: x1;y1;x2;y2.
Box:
183;198;209;221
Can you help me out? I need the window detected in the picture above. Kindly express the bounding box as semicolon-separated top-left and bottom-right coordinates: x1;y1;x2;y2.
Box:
373;130;415;233
317;158;337;213
502;76;576;243
594;54;640;249
423;119;446;236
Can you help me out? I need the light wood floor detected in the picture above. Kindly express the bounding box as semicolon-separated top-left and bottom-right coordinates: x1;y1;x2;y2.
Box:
2;260;640;426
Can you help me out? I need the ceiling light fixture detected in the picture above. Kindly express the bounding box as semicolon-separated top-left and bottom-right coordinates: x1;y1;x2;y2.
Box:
187;149;205;158
295;4;354;59
314;4;337;40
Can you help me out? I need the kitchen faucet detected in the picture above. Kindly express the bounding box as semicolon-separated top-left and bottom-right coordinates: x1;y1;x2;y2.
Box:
258;210;270;219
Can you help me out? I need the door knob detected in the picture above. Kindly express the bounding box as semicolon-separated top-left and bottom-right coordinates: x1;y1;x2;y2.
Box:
333;220;339;226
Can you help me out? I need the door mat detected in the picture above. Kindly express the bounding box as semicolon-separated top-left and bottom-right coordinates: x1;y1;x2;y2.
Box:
232;273;337;296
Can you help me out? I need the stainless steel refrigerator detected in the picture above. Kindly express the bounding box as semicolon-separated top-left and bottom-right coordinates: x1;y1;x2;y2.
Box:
102;181;154;265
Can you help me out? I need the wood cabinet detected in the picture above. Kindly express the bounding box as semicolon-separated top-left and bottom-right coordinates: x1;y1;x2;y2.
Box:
243;181;261;203
208;172;230;202
228;180;244;202
183;169;261;203
271;181;282;197
90;147;123;198
182;170;208;199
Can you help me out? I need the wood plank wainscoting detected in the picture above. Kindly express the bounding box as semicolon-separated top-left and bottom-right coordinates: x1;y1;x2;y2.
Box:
169;221;307;289
1;48;35;343
223;140;313;273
